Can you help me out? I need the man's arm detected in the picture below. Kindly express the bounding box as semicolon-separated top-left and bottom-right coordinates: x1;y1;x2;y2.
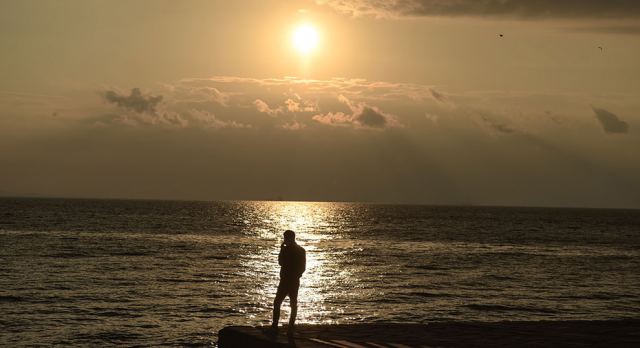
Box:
278;244;284;266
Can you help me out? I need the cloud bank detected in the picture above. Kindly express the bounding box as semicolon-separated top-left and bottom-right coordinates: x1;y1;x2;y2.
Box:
2;76;639;208
100;87;248;129
316;0;640;19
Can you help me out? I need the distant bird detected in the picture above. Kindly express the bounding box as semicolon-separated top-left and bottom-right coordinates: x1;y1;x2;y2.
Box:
598;46;603;52
498;34;504;38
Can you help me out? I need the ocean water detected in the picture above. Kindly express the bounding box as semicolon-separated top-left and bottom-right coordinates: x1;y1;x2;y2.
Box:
1;198;639;346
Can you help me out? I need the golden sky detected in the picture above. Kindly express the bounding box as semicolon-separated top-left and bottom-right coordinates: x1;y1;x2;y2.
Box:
1;0;639;208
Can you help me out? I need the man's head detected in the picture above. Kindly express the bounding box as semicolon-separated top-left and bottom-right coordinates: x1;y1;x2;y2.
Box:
283;230;296;245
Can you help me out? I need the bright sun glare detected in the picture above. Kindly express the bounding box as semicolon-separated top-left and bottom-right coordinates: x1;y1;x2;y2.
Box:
292;24;319;55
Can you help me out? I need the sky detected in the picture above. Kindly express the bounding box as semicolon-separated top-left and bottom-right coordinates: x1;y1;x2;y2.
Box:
1;0;639;208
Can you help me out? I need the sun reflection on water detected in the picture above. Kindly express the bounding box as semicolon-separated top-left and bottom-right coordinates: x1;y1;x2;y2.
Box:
236;201;356;325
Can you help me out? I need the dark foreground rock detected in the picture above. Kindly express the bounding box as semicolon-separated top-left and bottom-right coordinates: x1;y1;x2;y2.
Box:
218;320;640;347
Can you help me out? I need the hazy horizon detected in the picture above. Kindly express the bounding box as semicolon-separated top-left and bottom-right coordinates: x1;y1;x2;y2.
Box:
2;0;639;209
2;194;640;212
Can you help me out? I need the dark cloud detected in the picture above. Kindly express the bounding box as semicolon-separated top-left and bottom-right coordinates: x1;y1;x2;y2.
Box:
492;123;516;134
103;88;163;114
430;89;446;102
480;115;516;134
312;95;402;129
318;0;640;19
592;107;630;134
357;106;388;127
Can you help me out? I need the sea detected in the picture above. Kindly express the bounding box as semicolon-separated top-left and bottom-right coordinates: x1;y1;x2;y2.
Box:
1;197;639;346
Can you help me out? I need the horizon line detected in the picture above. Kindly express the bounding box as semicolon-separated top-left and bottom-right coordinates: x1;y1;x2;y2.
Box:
1;193;638;211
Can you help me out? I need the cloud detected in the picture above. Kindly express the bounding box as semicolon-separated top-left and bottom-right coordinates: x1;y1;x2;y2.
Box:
285;95;318;112
281;121;306;130
429;89;447;103
98;110;189;128
285;99;301;112
316;0;640;19
101;86;251;128
188;109;251;129
103;88;163;114
93;107;253;129
164;84;231;106
592;107;630;134
100;87;192;128
180;76;442;103
480;115;516;134
312;95;402;129
175;77;438;130
253;99;282;116
97;78;431;131
41;77;637;138
425;112;439;124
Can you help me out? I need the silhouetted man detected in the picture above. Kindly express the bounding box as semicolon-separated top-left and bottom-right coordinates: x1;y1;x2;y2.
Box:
271;230;306;336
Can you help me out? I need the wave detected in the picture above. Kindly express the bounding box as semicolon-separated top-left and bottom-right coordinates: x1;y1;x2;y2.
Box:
45;252;94;258
92;310;144;318
74;330;145;343
0;295;24;302
203;255;229;260
411;264;446;271
158;278;210;283
109;251;153;256
406;291;458;298
197;307;236;313
465;304;558;313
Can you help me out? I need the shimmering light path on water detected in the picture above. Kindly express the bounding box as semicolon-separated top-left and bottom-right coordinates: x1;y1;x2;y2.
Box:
1;198;639;346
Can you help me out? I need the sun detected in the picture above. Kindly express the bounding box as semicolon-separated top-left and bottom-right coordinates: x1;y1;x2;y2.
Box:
292;24;319;55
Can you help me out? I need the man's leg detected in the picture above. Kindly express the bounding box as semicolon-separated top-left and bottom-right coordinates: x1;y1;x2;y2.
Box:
287;279;300;335
272;283;287;329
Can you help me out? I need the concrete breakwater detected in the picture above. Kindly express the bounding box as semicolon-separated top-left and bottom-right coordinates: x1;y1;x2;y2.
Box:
218;320;640;347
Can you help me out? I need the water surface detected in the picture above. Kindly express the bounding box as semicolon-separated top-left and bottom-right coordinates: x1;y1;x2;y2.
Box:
1;198;639;346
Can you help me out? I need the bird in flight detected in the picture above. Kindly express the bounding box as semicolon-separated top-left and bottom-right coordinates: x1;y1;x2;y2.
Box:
598;46;603;52
498;34;504;38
